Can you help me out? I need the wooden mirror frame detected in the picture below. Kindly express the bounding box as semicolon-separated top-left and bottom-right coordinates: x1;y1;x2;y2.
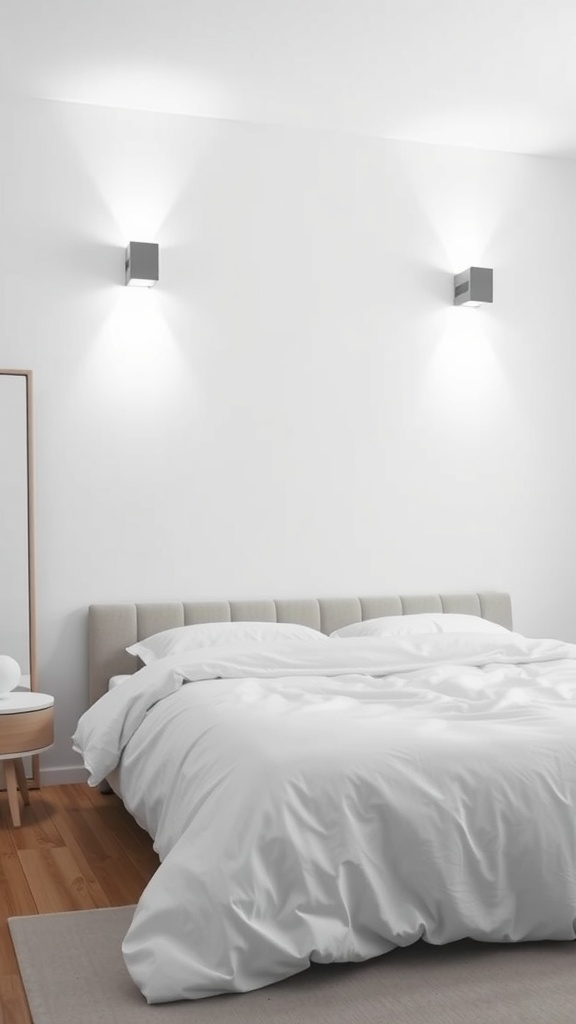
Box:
0;369;39;787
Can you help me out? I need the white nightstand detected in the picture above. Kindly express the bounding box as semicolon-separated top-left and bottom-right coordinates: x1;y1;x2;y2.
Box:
0;691;54;827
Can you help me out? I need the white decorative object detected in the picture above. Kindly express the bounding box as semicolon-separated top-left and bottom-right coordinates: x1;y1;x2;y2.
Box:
0;655;21;694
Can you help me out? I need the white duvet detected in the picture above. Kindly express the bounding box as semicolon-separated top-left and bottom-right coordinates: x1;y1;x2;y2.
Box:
73;633;576;1003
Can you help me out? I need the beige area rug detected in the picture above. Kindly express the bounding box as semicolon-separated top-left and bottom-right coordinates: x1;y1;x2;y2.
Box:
8;906;576;1024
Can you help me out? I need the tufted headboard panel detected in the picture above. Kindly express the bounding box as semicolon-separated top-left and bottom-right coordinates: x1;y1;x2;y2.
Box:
88;591;512;706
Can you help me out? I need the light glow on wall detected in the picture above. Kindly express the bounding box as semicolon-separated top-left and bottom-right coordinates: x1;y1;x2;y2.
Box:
424;310;507;424
58;99;219;245
78;288;199;420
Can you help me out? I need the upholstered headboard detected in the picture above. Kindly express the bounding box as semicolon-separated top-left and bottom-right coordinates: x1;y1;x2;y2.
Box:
88;591;512;706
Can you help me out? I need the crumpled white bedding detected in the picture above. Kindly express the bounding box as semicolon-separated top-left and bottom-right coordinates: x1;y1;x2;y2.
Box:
73;633;576;1003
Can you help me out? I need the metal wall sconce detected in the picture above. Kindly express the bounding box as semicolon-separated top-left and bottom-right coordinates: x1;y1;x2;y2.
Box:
125;241;159;287
454;267;493;307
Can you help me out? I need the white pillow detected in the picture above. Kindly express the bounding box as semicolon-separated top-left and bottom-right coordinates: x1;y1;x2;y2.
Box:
331;613;511;639
127;621;328;665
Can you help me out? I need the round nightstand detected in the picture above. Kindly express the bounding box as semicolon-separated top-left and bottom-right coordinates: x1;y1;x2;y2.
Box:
0;691;54;827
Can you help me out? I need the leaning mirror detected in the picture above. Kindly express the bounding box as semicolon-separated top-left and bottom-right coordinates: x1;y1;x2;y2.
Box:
0;369;39;786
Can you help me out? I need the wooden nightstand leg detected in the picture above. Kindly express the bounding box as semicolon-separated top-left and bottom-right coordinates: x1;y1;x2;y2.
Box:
4;760;22;827
14;758;30;805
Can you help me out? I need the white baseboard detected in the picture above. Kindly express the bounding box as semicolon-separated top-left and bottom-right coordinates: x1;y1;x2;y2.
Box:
40;765;89;786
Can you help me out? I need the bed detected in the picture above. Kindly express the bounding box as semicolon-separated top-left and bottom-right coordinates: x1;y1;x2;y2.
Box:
74;591;576;1004
85;591;513;800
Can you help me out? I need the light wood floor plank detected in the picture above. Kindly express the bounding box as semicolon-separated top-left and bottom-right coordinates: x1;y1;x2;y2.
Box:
17;846;104;913
48;791;144;906
0;809;15;855
93;802;160;878
7;793;65;852
0;850;37;918
83;782;161;878
0;850;37;976
0;974;32;1024
0;782;158;1022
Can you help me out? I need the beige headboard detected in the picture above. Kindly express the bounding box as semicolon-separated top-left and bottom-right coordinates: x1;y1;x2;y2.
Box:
88;591;512;706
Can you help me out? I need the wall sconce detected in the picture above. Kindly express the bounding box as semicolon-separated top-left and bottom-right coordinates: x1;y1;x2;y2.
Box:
125;241;159;287
453;267;493;307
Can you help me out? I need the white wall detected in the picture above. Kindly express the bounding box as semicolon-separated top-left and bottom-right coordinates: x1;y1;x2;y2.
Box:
1;97;576;780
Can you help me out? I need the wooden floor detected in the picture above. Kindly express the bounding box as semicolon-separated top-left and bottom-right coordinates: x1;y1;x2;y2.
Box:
0;783;160;1024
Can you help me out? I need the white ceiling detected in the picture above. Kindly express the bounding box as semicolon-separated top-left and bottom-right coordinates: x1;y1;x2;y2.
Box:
2;0;576;158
